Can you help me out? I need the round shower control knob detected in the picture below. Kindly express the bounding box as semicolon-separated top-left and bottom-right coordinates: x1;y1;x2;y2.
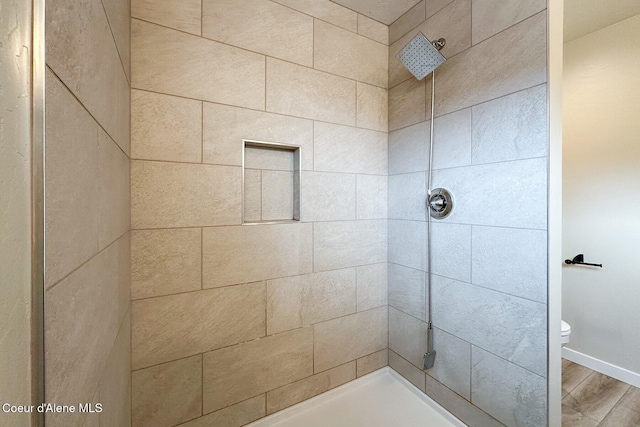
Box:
429;194;447;212
428;188;454;219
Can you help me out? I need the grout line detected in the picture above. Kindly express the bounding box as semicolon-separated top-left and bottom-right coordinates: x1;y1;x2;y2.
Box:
200;228;204;289
201;354;204;416
98;0;130;85
130;86;385;133
46;230;129;292
132;17;388;91
46;66;130;159
266;0;388;45
389;80;546;133
132;264;374;303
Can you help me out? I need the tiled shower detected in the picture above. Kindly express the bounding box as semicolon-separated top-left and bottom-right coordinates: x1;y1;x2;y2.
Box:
42;0;550;426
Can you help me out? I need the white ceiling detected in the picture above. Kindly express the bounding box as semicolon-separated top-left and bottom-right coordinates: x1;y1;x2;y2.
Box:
564;0;640;42
331;0;422;25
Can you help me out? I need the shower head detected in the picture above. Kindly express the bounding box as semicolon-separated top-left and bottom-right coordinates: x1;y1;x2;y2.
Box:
396;33;446;81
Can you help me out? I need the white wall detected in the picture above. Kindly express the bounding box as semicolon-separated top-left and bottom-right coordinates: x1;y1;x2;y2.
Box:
563;13;640;377
0;0;33;425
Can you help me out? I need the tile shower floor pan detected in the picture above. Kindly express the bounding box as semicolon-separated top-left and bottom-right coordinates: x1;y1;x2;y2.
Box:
247;367;466;427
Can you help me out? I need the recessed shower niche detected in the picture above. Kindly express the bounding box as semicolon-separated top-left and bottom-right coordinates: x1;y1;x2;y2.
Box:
242;140;301;223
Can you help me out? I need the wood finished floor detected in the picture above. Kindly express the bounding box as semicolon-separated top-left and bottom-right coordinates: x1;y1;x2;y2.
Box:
562;359;640;426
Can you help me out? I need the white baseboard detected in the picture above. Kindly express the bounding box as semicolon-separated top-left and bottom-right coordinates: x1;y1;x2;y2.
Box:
563;347;640;388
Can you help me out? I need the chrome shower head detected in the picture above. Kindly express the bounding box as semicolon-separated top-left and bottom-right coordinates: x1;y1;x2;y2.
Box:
396;33;446;80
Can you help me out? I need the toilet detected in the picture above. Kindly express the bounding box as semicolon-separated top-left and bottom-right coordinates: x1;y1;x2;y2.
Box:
561;320;572;346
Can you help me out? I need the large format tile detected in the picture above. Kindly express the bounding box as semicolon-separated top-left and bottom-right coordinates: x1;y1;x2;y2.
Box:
132;0;201;35
202;0;313;66
266;362;355;414
356;263;388;311
388;220;427;271
434;11;546;116
131;282;265;370
388;173;427;221
132;20;265;109
357;349;388;377
97;129;130;250
425;0;455;19
388;121;430;175
562;359;593;398
425;375;504;427
389;307;427;368
471;347;546;427
47;0;130;152
356;175;387;219
472;226;547;303
131;90;202;163
301;172;356;221
471;85;547;165
472;0;546;45
427;328;471;400
432;108;472;170
314;122;388;174
314;307;388;372
561;404;599;427
389;350;426;392
132;355;202;427
357;14;388;45
131;161;241;229
389;0;471;88
179;395;265;427
271;0;357;32
389;1;425;45
99;315;131;427
131;228;201;300
388;78;426;131
600;404;640;427
83;392;101;427
562;372;631;422
45;236;129;423
267;269;356;335
266;58;355;126
203;103;313;169
314;20;388;88
620;386;640;412
203;328;314;413
202;223;313;287
313;220;387;271
430;222;471;283
388;264;426;320
45;71;99;288
431;158;547;229
432;275;546;376
357;82;388;132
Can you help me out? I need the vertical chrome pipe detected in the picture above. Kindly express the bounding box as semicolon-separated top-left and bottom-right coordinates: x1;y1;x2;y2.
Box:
424;70;436;367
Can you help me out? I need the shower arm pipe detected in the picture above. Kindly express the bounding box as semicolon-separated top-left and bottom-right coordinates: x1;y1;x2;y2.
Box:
426;70;436;353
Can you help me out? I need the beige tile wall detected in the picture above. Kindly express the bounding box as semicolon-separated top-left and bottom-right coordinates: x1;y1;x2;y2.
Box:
45;0;131;423
130;0;389;425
